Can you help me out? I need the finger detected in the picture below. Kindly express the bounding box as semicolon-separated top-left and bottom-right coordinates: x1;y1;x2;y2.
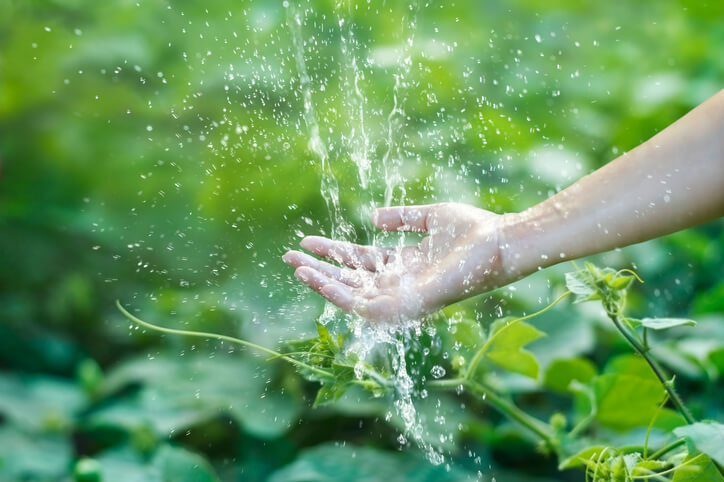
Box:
294;266;351;298
294;267;364;313
300;236;389;271
320;284;360;312
283;250;362;287
371;205;436;232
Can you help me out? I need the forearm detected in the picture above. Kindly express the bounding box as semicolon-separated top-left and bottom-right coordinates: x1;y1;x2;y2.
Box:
499;89;724;278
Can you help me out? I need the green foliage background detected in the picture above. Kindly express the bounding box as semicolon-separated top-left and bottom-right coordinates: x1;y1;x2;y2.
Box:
1;0;723;480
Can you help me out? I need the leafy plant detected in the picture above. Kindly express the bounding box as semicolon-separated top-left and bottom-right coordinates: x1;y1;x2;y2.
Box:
118;263;724;481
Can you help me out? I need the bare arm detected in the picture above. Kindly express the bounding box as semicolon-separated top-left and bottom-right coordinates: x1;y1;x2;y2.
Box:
500;89;724;279
284;90;724;323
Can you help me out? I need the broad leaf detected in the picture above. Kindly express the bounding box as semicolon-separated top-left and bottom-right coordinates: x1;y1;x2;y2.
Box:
543;357;596;393
674;421;724;467
628;318;697;330
153;445;220;482
0;373;85;432
672;454;724;482
450;318;485;351
96;354;302;440
92;444;220;482
267;443;476;482
0;427;71;480
485;320;545;379
592;374;667;431
603;354;659;383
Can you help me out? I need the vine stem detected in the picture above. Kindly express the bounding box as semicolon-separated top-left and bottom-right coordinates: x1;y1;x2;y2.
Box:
465;290;571;380
605;300;724;482
428;377;555;448
648;439;686;460
116;300;335;381
605;306;695;425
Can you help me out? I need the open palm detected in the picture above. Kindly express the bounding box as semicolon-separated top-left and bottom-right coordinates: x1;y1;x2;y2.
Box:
283;203;506;323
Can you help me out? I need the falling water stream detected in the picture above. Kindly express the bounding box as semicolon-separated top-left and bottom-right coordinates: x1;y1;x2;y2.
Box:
284;0;448;466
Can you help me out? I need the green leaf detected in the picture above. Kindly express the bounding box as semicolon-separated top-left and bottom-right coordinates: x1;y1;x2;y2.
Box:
97;354;303;440
592;373;667;431
316;323;332;345
313;379;353;407
543;357;597;393
603;354;659;383
0;373;86;432
284;337;318;353
673;454;724;482
564;270;598;303
485;320;545;379
710;348;724;377
152;445;220;482
450;318;485;351
91;444;220;482
674;421;724;467
608;275;634;291
565;264;634;307
0;427;72;480
558;443;610;470
267;443;476;482
627;318;697;330
631;459;673;475
94;446;160;482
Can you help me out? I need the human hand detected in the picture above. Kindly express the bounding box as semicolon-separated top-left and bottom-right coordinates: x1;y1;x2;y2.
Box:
282;203;511;323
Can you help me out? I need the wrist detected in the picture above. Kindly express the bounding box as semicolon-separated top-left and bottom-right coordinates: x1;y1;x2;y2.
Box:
497;209;558;282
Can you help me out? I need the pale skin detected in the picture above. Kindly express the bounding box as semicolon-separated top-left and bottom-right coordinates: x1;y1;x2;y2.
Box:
283;89;724;323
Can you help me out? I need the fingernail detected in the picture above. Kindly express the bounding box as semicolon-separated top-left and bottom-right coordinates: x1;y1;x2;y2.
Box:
294;269;309;282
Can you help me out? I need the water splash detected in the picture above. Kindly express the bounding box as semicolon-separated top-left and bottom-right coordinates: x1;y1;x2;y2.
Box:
346;318;446;465
286;4;353;242
285;0;446;467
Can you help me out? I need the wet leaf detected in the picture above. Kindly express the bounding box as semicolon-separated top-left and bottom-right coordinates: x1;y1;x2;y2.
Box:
627;317;697;330
267;443;476;482
564;271;598;304
451;317;485;351
485;320;545;379
153;444;220;482
674;421;724;467
313;379;353;407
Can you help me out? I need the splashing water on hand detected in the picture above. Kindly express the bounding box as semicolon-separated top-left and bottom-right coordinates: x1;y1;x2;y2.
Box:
284;0;448;465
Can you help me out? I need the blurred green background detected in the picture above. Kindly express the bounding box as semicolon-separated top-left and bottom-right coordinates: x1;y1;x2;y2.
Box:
1;0;723;480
